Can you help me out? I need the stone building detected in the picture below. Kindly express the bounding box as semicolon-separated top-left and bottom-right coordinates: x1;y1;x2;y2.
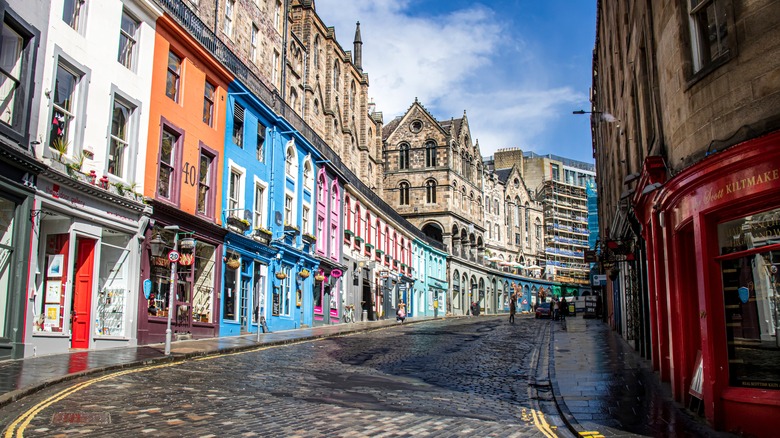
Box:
382;101;486;262
592;0;780;435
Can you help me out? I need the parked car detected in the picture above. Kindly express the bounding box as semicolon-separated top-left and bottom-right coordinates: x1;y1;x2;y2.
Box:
535;302;552;319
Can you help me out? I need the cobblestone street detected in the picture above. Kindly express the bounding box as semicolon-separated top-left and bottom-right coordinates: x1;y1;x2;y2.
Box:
1;317;565;437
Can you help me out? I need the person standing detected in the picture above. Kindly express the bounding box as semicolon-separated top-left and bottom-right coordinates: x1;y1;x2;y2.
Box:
509;294;517;324
396;300;407;323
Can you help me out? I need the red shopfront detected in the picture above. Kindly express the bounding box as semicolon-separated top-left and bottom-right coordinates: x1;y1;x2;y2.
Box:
634;131;780;436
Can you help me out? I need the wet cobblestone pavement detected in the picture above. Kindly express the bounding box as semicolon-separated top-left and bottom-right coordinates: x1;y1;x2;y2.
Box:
1;317;559;437
0;315;737;437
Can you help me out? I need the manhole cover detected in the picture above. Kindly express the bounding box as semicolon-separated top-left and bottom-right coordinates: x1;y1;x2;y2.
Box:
52;412;111;425
557;349;570;352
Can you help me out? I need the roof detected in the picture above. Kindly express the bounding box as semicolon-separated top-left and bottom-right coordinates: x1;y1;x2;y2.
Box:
494;168;513;183
382;116;402;140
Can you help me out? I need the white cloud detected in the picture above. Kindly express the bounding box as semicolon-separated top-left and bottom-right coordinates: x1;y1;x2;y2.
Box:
315;1;591;159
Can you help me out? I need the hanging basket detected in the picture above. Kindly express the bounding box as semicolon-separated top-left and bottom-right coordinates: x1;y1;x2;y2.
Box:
226;258;241;269
314;273;326;282
276;272;287;280
299;269;310;279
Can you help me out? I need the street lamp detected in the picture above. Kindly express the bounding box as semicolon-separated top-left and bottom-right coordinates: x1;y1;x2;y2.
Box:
573;109;618;123
163;225;180;356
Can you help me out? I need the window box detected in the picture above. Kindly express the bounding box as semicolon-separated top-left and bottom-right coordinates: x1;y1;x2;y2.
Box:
227;216;250;232
284;223;300;234
253;228;272;245
302;233;317;243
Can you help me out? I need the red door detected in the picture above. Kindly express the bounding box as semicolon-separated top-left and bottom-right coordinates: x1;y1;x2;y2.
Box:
71;238;96;349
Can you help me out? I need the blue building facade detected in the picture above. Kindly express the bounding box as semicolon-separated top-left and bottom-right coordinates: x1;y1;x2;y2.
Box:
412;239;448;317
220;80;320;335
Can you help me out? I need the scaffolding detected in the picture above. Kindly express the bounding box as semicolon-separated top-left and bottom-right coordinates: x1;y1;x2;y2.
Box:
539;180;590;285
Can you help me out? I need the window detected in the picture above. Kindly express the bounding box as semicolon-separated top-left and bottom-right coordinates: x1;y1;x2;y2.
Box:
280;265;291;316
197;148;216;216
399;182;409;205
289;88;298;111
318;174;325;204
425;141;437;167
426;180;436;204
254;183;266;229
495;224;500;240
302;205;310;234
313;36;320;70
316;216;324;252
330;225;337;257
117;10;139;70
688;0;730;73
158;127;180;201
303;160;312;189
551;164;560;181
223;251;240;321
399;144;409;170
107;97;133;179
166;51;182;102
227;168;242;212
285;144;296;177
250;24;258;63
49;63;81;155
274;0;282;33
313;99;319;115
224;0;235;37
203;81;215;126
256;121;266;161
232;102;244;146
349;80;356;109
272;50;280;88
333;61;340;91
284;194;293;225
0;20;31;132
62;0;85;32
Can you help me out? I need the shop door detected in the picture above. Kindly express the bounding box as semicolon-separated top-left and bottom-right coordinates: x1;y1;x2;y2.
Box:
240;275;251;333
71;238;96;349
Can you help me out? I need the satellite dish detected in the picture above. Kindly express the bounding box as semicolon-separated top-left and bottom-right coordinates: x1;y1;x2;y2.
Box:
275;211;283;226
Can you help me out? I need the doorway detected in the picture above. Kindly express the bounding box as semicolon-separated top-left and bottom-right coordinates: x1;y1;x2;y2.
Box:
71;238;96;349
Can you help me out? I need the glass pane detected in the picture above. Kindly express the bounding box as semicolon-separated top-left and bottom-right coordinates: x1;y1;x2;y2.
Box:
160;131;174;164
111;100;130;140
197;185;208;214
96;233;131;337
108;138;125;178
199;154;211;182
223;258;237;320
158;167;171;198
54;66;77;112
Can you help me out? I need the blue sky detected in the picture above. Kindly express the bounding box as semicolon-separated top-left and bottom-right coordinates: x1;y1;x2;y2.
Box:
315;0;597;164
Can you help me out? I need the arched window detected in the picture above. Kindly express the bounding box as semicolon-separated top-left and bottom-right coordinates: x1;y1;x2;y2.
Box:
485;195;491;214
426;180;437;204
425;141;437;167
399;182;409;205
514;196;521;227
461;187;467;209
399;144;410;170
344;196;351;227
313;99;319;115
313;36;320;69
331;182;338;208
354;204;361;236
494;198;499;214
303;159;313;190
333;60;340;91
317;172;325;203
350;80;356;109
453;181;459;207
285;144;297;177
290;88;298;111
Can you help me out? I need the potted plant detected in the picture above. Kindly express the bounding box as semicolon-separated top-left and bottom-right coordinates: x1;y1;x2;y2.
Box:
314;273;326;282
275;271;287;280
51;138;70;163
299;269;310;279
226;257;241;269
255;227;272;236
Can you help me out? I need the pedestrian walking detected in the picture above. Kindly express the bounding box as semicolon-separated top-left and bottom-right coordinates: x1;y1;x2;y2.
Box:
557;298;566;321
509;294;517;324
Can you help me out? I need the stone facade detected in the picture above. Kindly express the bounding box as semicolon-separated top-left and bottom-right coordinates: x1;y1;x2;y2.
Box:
382;101;486;262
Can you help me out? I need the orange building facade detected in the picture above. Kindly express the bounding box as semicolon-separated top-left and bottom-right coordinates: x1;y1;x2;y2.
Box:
137;14;233;344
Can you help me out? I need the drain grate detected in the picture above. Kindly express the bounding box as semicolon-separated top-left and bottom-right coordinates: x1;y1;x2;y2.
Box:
52;412;111;425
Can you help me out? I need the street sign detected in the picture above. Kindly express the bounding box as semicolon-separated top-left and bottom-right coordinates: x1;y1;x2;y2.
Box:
168;250;180;263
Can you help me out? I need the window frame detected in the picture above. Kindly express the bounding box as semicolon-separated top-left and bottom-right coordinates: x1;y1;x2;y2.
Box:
224;0;235;37
166;50;182;102
62;0;86;34
48;53;90;160
426;180;437;204
687;0;733;77
203;80;216;127
425;141;437;167
253;178;268;230
227;163;245;214
284;192;294;226
0;12;38;145
106;89;140;182
399;182;409;205
232;101;244;146
256;120;266;161
196;143;219;219
399;143;410;170
250;23;258;63
156;119;184;206
117;9;139;71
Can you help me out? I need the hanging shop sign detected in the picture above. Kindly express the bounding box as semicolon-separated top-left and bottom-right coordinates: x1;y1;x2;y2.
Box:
331;269;343;278
179;253;195;266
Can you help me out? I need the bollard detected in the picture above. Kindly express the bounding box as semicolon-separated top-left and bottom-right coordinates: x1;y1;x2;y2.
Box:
362;310;368;321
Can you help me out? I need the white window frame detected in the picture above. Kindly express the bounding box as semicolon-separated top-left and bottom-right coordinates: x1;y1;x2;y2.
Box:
117;9;139;71
227;160;246;215
272;50;280;88
302;204;311;235
250;23;258;63
224;0;235;38
107;93;136;181
284;190;295;226
253;177;268;230
62;0;86;34
49;59;87;160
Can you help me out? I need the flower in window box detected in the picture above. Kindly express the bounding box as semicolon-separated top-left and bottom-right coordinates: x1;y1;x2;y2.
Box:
283;223;300;234
227;215;251;231
302;232;317;242
254;227;272;236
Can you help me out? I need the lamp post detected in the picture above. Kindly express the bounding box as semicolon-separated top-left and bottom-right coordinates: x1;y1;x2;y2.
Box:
164;225;180;355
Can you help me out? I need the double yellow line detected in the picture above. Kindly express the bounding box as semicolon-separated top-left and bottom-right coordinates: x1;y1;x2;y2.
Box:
529;408;558;438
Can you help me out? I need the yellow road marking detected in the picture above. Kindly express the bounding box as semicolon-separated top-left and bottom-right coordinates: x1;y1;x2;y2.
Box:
579;433;605;437
530;409;558;438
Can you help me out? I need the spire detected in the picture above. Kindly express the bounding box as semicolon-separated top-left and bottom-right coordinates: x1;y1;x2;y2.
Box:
353;21;363;71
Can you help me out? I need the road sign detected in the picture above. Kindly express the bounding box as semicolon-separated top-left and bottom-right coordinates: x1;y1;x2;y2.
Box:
168;250;180;263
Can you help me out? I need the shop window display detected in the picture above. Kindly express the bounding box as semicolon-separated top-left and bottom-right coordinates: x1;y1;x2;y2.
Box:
95;230;131;336
148;228;215;325
718;209;780;390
